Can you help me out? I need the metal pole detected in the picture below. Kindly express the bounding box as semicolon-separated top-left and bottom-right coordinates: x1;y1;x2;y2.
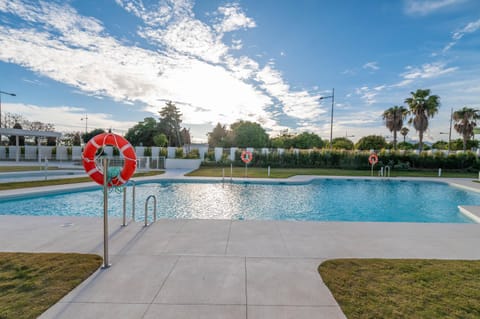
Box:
330;88;334;150
122;187;127;226
0;90;17;143
102;157;111;268
448;108;452;153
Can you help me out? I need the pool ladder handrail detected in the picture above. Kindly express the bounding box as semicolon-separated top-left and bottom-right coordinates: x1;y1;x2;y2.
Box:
144;195;157;227
122;180;136;226
379;166;391;178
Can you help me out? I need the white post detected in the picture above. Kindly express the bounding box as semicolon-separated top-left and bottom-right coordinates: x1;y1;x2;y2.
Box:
16;135;20;162
44;158;48;180
438;168;442;177
268;165;271;177
230;163;233;181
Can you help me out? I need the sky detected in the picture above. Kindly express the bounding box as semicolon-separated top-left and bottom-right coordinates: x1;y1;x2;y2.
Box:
0;0;479;144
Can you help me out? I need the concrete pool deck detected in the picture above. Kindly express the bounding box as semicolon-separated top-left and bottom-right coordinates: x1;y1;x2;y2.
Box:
1;171;480;318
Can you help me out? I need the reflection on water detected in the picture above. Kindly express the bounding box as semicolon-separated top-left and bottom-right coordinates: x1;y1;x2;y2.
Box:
0;180;477;223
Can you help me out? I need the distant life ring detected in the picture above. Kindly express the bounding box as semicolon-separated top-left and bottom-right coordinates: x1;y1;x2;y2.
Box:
82;133;137;186
368;153;379;165
241;150;253;164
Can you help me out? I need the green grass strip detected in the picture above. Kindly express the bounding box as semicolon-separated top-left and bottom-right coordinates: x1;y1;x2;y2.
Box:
0;171;164;191
187;167;478;178
319;259;480;319
0;253;102;319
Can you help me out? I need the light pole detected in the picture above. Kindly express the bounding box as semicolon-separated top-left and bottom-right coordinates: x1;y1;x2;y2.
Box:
319;88;335;149
0;90;16;144
440;108;453;153
0;90;16;129
81;113;88;136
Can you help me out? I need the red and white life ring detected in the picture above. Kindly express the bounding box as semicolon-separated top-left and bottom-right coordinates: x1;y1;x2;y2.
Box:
241;150;253;164
82;133;137;186
368;153;379;165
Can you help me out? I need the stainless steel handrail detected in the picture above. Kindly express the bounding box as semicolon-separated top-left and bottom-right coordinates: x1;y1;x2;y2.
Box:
122;181;136;226
144;195;157;227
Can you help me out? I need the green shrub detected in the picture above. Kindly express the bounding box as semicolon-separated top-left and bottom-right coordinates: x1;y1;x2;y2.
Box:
175;148;184;158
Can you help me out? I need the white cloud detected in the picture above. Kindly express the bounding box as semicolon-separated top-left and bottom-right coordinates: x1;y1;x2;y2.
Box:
404;0;466;16
214;3;256;33
443;18;480;53
401;62;457;80
363;61;379;71
0;0;325;138
3;103;136;133
355;86;379;105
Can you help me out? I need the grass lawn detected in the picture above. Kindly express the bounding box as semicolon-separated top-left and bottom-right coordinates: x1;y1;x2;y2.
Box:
187;167;478;178
0;170;164;191
319;259;480;319
0;253;102;319
0;166;67;172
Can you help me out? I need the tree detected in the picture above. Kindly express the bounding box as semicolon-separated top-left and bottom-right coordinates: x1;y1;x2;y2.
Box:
452;107;480;151
451;138;478;151
383;106;408;150
82;128;106;144
8;122;25;146
270;133;295;149
400;127;409;143
208;123;228;147
292;132;324;149
158;101;182;147
331;137;354;150
125;117;158;146
230;121;269;148
62;132;82;146
153;133;168;147
355;135;387;150
397;141;414;150
405;89;440;152
432;141;448;150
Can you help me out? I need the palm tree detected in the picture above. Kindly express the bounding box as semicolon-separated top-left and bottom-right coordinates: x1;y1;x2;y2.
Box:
382;106;408;150
453;107;480;151
405;89;440;152
400;127;409;143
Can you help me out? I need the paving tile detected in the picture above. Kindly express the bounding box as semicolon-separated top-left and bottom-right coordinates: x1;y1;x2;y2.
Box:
248;305;347;319
227;220;289;257
246;258;337;306
163;220;230;255
39;302;148;319
109;219;186;255
144;304;246;319
155;256;245;305
62;255;178;303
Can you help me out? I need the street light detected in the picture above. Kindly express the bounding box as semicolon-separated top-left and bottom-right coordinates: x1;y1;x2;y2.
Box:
81;114;88;136
0;90;16;128
319;88;335;149
440;108;453;153
0;90;16;144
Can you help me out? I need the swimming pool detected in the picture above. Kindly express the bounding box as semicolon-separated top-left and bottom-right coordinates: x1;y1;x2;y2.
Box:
0;179;478;223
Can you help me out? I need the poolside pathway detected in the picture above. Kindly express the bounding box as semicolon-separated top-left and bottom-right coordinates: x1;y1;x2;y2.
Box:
0;173;480;318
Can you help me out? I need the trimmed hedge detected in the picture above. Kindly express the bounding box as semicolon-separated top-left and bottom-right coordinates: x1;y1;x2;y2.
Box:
202;149;480;170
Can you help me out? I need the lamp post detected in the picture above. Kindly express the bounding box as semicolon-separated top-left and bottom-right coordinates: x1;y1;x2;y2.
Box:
440;108;453;153
0;90;16;144
81;113;88;135
0;90;16;128
319;88;335;149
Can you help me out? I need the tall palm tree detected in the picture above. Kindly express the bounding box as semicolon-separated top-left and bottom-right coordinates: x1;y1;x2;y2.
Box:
405;89;440;152
453;107;480;151
400;127;409;143
382;106;408;150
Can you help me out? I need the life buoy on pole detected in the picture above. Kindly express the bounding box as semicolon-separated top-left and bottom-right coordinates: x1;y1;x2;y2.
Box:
82;133;137;186
241;150;253;164
368;153;379;165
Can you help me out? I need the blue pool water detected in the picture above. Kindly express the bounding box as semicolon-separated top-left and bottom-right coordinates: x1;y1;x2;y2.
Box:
0;179;478;223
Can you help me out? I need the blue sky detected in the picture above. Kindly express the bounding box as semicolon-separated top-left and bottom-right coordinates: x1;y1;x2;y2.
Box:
1;0;479;143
